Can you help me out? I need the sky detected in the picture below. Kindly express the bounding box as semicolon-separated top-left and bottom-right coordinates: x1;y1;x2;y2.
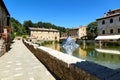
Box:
3;0;120;28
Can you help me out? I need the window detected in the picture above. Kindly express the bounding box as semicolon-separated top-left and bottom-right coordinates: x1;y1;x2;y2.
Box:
119;17;120;22
102;20;105;25
110;29;113;34
110;18;113;23
102;30;105;34
118;28;120;33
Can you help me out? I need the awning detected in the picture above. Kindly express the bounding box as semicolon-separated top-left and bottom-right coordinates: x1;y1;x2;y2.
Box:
95;35;120;40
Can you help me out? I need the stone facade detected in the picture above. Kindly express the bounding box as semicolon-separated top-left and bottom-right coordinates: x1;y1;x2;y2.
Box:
29;27;60;41
96;9;120;36
0;0;11;53
0;0;10;34
60;32;68;39
61;26;87;40
78;26;87;39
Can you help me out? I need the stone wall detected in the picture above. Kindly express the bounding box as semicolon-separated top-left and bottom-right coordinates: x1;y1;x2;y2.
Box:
23;40;120;80
0;39;7;57
0;1;9;31
97;15;120;35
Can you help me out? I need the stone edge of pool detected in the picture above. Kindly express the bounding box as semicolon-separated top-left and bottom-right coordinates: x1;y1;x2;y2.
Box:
23;39;120;80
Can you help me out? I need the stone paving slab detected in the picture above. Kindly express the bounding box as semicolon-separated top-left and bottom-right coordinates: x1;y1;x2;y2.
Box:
0;40;56;80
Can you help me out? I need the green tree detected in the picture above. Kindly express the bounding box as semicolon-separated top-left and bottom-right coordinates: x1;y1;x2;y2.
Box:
37;21;43;28
43;22;52;29
23;20;34;34
23;20;68;35
10;17;26;36
87;21;98;40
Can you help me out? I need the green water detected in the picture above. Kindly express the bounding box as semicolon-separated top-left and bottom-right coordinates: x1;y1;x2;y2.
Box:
44;42;120;70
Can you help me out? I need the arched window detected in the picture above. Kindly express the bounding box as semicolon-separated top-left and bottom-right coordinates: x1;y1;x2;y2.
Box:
102;20;105;25
110;18;113;23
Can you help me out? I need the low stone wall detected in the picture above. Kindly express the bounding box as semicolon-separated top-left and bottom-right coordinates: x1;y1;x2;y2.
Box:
0;40;7;57
23;40;120;80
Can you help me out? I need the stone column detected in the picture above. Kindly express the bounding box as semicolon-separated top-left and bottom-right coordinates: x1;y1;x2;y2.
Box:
99;40;102;48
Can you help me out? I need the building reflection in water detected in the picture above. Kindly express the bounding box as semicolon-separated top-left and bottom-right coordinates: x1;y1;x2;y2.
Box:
44;43;120;69
45;42;61;51
77;47;87;59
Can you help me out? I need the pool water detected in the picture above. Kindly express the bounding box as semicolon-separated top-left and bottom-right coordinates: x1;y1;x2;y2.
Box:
44;42;120;70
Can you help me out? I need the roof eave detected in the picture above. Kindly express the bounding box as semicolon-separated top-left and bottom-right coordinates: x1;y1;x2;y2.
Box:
1;0;10;16
96;14;120;21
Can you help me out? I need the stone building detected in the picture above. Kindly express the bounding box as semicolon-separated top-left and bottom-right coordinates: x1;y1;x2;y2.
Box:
0;0;11;53
61;26;87;40
0;0;10;34
96;9;120;42
29;27;60;42
60;32;68;39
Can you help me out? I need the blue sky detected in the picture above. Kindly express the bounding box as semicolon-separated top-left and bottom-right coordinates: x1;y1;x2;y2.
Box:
3;0;120;28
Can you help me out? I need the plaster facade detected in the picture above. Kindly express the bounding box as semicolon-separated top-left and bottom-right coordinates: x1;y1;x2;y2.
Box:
29;27;60;41
97;9;120;36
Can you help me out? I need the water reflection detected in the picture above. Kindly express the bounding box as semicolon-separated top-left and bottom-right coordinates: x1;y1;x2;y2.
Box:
44;42;120;69
77;47;87;59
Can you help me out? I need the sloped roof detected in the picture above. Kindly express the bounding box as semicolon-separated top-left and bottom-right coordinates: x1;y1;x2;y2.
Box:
96;8;120;21
96;13;120;21
29;27;59;32
0;0;10;16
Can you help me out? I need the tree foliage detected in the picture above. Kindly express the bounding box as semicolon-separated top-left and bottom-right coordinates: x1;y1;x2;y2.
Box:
10;18;68;36
10;17;26;36
23;20;67;34
87;21;98;40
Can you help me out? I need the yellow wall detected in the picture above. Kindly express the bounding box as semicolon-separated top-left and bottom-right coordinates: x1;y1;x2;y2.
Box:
30;28;60;41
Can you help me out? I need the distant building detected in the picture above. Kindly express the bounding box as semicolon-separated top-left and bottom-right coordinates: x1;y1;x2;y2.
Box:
29;27;60;42
61;26;87;40
96;9;120;42
60;32;68;39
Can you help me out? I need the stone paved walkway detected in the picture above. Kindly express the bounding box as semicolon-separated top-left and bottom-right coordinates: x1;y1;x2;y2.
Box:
0;39;56;80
